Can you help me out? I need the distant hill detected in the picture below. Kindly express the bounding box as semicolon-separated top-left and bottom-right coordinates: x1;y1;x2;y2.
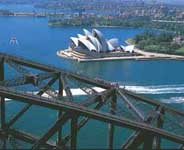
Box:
0;0;184;6
163;0;184;5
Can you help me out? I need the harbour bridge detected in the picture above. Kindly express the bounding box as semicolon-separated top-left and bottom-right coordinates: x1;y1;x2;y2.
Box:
0;53;183;149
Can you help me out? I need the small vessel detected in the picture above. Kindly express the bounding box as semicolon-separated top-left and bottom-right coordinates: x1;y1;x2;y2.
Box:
9;36;19;45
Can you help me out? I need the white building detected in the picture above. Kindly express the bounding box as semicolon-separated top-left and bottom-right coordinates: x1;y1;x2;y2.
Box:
70;28;134;53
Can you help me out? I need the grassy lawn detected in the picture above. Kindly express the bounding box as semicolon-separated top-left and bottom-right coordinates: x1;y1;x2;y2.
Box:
176;47;184;54
126;38;135;45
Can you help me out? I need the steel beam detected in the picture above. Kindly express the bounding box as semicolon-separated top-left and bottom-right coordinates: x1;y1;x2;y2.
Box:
33;90;112;148
179;144;184;149
44;90;112;148
6;77;58;128
108;93;117;149
0;55;184;148
57;76;63;144
63;100;106;145
6;59;58;86
0;59;5;129
121;106;165;149
117;89;144;121
71;115;78;149
143;134;154;149
153;107;165;150
0;59;6;150
0;53;183;149
0;76;28;87
1;52;184;119
36;77;58;96
60;75;73;101
122;89;184;117
6;104;32;129
1;53;112;89
79;89;114;107
0;97;5;130
80;87;98;95
0;87;183;144
31;113;70;150
121;131;153;149
0;71;58;88
8;128;56;149
121;131;145;149
2;139;6;150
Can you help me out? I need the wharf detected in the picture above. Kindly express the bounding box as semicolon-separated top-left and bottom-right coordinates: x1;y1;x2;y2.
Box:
57;49;184;62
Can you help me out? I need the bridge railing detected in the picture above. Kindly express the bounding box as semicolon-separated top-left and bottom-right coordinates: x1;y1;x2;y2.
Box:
0;53;184;149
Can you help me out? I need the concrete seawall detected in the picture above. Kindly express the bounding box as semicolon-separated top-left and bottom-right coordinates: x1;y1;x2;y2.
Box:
57;49;184;62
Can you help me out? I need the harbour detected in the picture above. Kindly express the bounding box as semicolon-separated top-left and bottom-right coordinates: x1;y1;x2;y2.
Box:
0;15;184;148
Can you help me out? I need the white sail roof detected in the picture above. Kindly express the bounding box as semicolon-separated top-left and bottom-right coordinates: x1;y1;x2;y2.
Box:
92;29;108;52
70;37;79;46
121;45;135;53
77;34;86;39
87;35;102;52
78;38;97;52
92;29;103;39
120;45;125;50
107;41;115;51
83;29;92;36
70;28;123;53
108;38;119;48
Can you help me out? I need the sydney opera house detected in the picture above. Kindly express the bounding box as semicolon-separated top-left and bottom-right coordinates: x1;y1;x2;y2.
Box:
69;28;134;53
57;28;137;62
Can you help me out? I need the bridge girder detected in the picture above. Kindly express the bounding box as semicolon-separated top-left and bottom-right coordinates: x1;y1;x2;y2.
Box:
0;53;183;149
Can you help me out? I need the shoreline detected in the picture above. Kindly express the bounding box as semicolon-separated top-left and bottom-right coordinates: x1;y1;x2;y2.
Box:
0;14;179;34
125;40;184;58
57;34;184;63
57;49;184;62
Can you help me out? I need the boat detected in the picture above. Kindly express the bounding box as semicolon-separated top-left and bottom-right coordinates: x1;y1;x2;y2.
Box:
9;36;19;45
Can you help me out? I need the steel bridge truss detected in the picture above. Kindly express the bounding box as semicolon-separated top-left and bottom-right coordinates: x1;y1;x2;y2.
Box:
0;53;183;149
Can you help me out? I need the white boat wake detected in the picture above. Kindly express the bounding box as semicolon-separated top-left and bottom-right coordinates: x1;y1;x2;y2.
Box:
124;84;184;104
160;97;184;104
5;84;184;104
124;84;184;94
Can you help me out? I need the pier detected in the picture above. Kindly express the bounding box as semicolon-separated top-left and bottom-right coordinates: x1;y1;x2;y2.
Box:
0;53;183;149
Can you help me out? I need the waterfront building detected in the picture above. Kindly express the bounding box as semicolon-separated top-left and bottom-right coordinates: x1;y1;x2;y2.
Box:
70;28;134;53
173;36;184;45
120;45;135;53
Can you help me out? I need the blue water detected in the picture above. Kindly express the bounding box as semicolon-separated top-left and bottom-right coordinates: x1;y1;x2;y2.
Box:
1;17;184;87
0;3;87;14
0;4;48;13
0;16;183;148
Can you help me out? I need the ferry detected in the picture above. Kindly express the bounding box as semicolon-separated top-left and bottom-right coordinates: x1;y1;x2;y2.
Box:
9;36;19;45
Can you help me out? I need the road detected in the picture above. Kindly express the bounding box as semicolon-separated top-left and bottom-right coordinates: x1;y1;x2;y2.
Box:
133;48;184;59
